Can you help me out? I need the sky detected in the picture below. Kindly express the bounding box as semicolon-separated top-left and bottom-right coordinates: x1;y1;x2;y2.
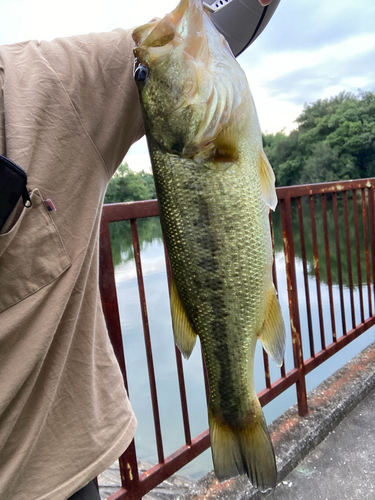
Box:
1;0;374;172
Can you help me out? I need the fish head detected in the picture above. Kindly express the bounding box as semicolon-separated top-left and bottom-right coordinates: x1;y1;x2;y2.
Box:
132;0;250;161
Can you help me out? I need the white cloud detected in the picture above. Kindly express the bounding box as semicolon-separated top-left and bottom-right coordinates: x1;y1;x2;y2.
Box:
125;151;152;173
253;90;302;134
275;33;371;76
240;32;375;132
242;33;375;88
115;241;165;283
124;137;152;173
0;0;178;45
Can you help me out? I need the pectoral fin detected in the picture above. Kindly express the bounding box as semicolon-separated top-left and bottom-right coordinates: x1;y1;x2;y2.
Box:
259;150;278;211
213;123;239;163
170;279;198;359
258;285;286;367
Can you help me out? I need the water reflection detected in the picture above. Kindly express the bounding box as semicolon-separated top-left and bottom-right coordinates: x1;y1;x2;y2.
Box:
109;217;163;268
272;194;372;288
110;195;372;291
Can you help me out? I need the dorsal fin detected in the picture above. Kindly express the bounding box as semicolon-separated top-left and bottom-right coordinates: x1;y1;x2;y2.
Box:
259;149;278;211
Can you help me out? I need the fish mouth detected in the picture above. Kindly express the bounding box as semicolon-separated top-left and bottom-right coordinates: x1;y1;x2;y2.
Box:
132;0;209;67
132;0;249;158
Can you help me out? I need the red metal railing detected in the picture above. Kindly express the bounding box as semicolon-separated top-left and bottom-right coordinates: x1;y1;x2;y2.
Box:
99;178;375;500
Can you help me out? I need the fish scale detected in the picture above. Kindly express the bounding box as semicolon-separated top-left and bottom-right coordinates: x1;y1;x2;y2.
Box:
133;0;286;492
150;132;271;432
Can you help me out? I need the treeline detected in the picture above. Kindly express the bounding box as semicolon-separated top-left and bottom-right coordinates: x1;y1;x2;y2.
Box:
263;90;375;186
105;91;375;204
104;162;156;204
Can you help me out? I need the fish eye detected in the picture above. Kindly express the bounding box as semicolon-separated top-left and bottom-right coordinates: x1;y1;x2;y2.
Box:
135;65;149;84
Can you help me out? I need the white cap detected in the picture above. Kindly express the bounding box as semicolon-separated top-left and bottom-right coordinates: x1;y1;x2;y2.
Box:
204;0;281;57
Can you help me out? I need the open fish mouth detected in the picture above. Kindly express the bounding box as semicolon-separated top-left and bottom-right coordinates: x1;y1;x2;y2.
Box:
133;0;206;64
132;0;249;159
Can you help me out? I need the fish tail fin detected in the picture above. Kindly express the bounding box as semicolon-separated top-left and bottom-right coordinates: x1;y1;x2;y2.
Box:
208;398;277;492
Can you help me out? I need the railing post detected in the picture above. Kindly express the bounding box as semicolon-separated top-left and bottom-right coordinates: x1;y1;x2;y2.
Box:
368;183;375;306
99;217;141;498
279;196;308;417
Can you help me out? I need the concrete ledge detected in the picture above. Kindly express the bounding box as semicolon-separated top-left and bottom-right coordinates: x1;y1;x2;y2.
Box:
179;341;375;500
98;459;196;499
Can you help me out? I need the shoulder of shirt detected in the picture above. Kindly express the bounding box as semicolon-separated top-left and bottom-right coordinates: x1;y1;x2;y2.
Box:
0;28;132;52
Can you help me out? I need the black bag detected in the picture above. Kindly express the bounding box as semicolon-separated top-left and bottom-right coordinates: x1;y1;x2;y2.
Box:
0;155;32;231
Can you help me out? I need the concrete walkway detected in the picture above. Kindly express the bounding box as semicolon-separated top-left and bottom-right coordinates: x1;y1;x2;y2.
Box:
98;459;196;499
264;388;375;500
180;341;375;500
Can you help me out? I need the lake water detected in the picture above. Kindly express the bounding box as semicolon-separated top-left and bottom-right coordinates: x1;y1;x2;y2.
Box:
109;202;375;478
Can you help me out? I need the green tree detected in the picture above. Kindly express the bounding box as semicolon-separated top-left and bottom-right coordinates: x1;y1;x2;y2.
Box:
300;142;340;184
263;90;375;186
104;163;156;203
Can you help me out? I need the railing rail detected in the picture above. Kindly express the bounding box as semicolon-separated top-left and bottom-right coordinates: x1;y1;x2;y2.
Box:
99;178;375;500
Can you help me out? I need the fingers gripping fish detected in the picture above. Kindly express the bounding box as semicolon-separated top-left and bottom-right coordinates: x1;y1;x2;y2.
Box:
132;0;286;492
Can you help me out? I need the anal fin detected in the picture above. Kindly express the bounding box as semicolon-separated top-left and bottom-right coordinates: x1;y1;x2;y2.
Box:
258;285;286;367
170;279;197;359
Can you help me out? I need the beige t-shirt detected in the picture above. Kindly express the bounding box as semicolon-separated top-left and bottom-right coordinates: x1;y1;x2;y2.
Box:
0;29;144;499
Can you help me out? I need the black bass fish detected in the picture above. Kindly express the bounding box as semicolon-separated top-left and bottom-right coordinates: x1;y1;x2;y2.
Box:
132;0;285;491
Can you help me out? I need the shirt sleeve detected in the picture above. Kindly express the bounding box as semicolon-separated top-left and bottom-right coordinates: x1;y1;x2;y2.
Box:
39;29;145;177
